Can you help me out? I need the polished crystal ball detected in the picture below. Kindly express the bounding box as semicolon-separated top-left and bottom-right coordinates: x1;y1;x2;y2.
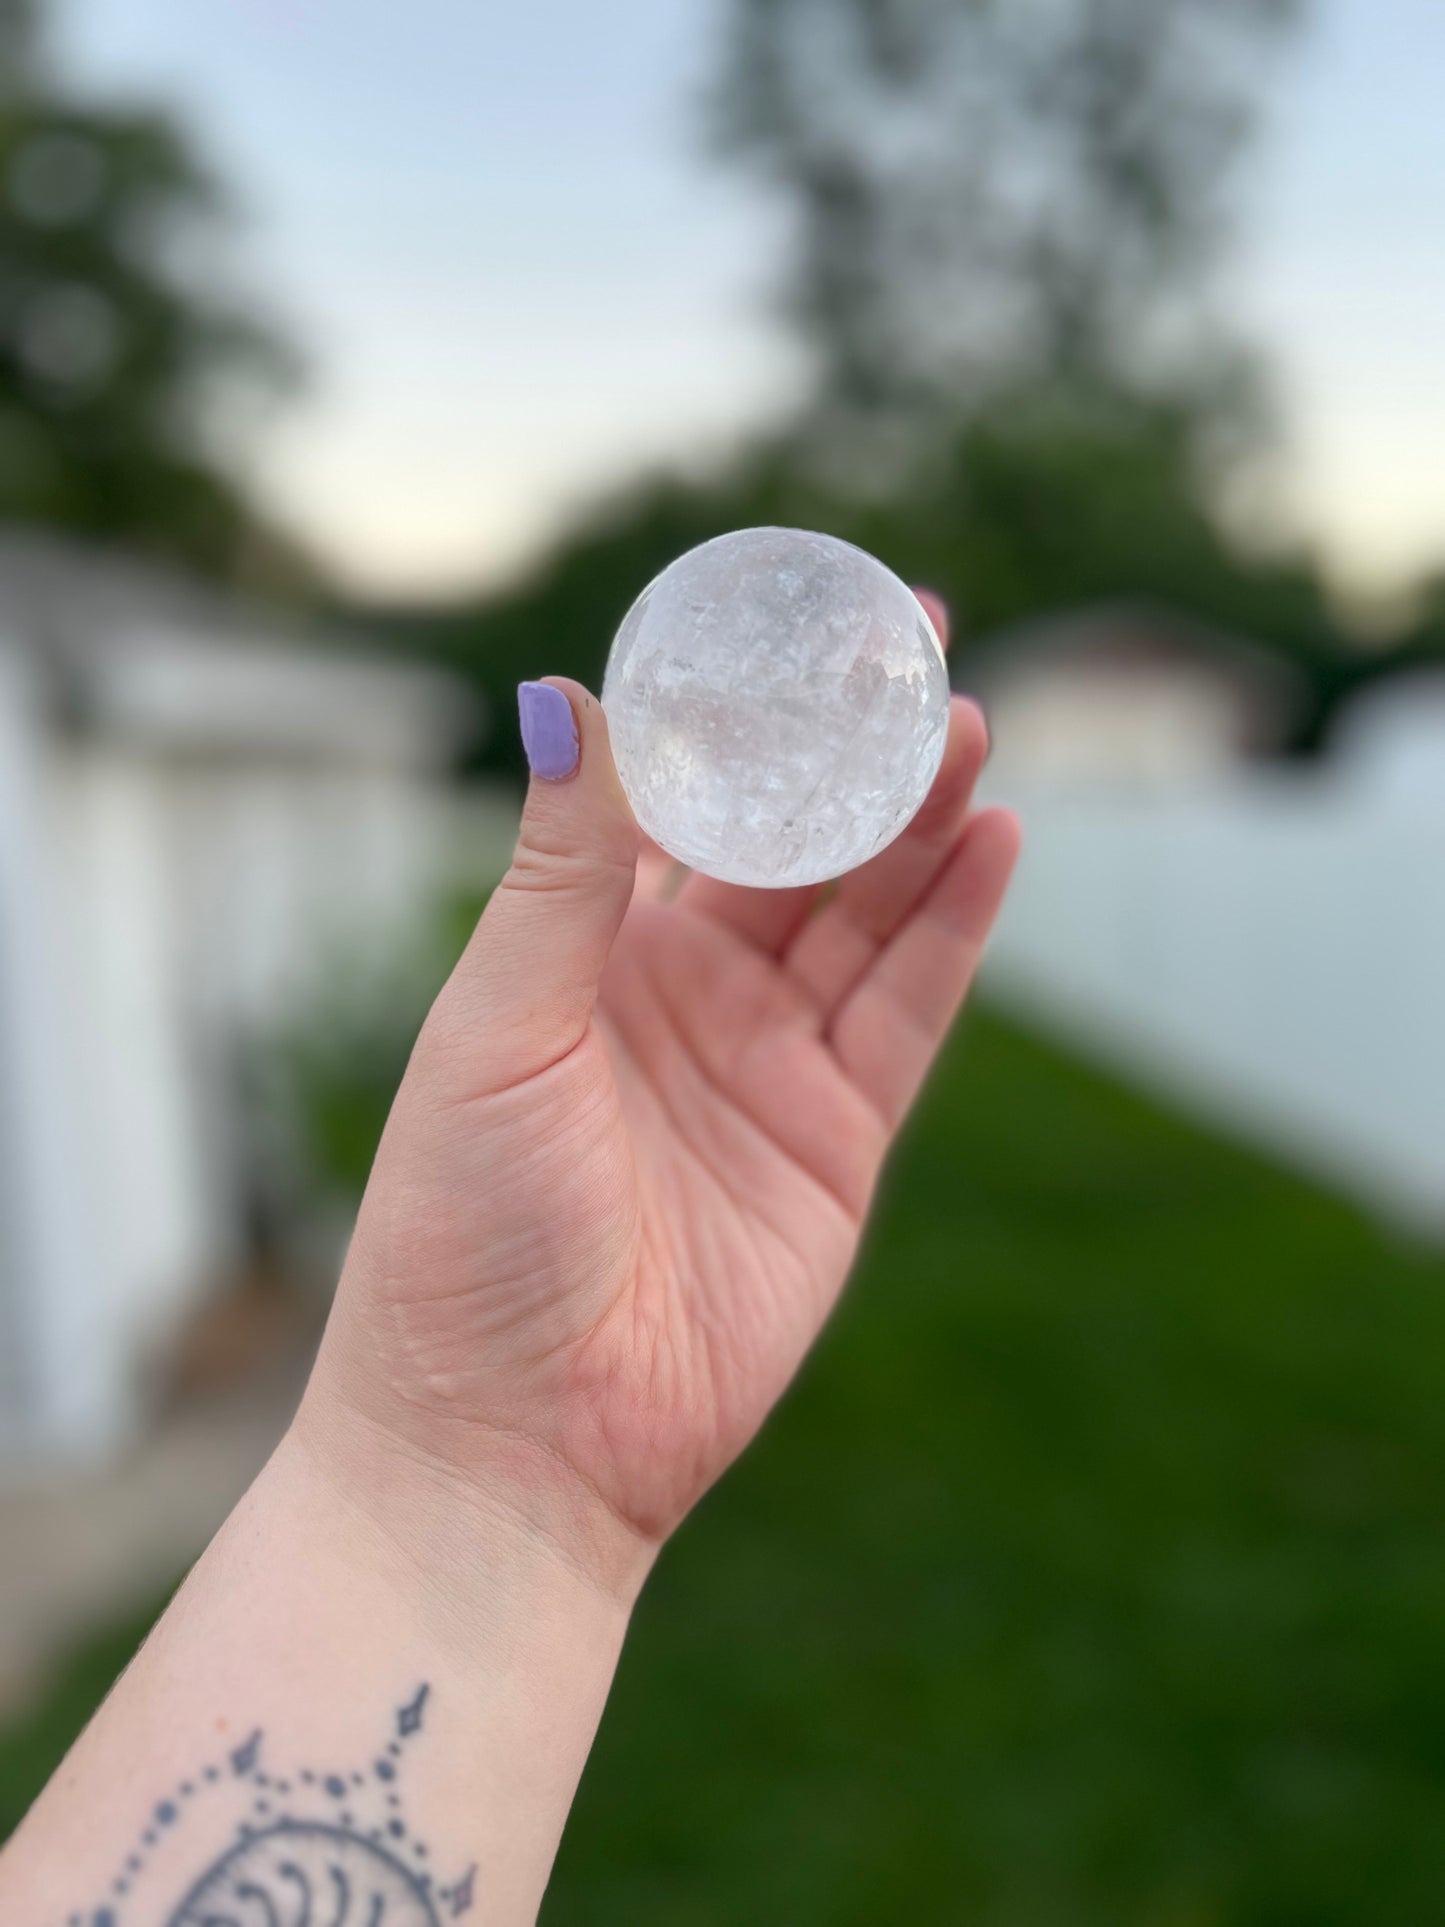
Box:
602;527;949;888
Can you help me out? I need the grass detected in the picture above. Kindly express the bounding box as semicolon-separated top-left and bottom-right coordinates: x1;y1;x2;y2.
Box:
0;1595;164;1844
6;1011;1445;1921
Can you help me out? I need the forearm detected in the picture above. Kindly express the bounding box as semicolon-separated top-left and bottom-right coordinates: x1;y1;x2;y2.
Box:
0;1400;642;1926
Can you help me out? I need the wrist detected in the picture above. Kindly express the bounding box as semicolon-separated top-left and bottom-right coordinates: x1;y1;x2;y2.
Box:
2;1381;643;1927
286;1367;659;1628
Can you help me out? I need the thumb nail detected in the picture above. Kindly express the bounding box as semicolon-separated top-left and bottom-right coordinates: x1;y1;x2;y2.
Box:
518;681;579;780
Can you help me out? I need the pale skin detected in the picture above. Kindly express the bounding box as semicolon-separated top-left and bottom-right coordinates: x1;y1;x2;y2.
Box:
0;594;1019;1925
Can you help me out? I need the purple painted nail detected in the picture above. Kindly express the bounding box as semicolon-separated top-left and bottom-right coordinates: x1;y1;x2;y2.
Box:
518;681;579;781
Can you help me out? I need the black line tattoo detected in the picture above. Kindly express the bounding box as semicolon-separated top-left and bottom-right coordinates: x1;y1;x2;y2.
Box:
74;1684;476;1926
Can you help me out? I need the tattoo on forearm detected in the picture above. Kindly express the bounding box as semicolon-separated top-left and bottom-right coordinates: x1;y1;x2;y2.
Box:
76;1683;475;1925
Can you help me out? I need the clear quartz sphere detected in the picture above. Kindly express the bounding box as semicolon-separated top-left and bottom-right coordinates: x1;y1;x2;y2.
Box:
602;526;950;889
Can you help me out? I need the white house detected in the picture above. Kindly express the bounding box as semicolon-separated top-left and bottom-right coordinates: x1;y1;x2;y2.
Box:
0;533;491;1469
961;601;1311;789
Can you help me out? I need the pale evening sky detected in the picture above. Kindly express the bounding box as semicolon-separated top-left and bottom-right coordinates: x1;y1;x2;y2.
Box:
56;0;1445;606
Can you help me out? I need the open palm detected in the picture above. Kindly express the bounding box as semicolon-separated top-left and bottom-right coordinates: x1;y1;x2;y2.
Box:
322;600;1018;1587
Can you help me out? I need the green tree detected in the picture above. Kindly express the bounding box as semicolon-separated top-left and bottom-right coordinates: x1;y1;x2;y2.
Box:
711;0;1302;447
0;0;299;578
381;0;1344;758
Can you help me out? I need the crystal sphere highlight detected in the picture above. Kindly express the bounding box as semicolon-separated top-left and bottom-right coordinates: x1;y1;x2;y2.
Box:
602;527;949;889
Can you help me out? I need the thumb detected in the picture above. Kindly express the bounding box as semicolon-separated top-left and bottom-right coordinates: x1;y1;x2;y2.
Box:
429;678;640;1092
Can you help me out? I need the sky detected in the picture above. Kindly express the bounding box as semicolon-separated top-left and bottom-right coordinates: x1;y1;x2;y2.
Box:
54;0;1445;607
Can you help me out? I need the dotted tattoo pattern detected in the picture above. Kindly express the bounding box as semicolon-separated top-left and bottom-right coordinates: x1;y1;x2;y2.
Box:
75;1683;477;1926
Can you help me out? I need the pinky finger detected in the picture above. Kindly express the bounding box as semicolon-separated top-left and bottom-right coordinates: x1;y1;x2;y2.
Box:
828;808;1021;1132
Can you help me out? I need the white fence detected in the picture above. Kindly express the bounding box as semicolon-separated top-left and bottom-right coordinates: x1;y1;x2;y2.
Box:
0;628;515;1469
980;769;1445;1238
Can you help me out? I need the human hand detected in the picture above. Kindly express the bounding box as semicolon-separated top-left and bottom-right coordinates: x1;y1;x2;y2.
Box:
0;596;1015;1927
303;594;1019;1601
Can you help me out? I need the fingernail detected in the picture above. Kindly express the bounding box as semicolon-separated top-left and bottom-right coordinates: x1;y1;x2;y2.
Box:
518;681;579;781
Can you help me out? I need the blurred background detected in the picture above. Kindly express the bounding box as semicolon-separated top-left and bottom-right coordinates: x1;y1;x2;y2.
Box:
2;0;1444;1917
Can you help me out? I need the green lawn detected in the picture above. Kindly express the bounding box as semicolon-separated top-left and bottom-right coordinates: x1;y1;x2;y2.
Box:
6;1011;1445;1922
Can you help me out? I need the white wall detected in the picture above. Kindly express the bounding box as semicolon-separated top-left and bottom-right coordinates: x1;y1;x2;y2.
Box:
981;766;1445;1237
0;700;513;1470
0;644;132;1464
50;752;508;1418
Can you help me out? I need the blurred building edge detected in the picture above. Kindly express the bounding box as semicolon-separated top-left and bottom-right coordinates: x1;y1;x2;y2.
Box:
0;532;490;1472
1329;667;1445;806
968;605;1445;1242
961;601;1312;788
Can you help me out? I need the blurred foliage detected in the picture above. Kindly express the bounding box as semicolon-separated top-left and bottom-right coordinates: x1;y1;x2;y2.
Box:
265;890;490;1207
370;0;1438;774
0;1587;171;1840
0;0;305;584
386;398;1346;782
709;0;1302;451
8;1013;1445;1919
